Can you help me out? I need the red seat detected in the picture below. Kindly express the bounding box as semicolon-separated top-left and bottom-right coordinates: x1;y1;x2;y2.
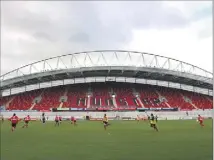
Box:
1;83;212;111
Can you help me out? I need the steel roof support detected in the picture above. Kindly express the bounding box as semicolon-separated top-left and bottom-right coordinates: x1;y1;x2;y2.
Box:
56;57;60;69
114;52;119;63
149;56;155;67
141;53;145;66
45;61;53;70
84;53;87;67
161;59;168;69
128;52;132;63
181;62;184;72
101;52;108;65
43;60;46;72
87;54;94;66
59;57;68;69
73;55;80;67
70;55;74;67
168;58;170;70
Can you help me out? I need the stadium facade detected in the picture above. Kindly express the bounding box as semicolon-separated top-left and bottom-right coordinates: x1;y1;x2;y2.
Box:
0;50;212;96
0;50;213;113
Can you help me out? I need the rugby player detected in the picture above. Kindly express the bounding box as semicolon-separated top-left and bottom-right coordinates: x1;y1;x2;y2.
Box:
150;113;158;132
55;115;60;126
22;115;31;128
9;113;19;132
71;116;77;126
41;113;46;124
59;116;62;124
103;114;110;130
198;115;204;127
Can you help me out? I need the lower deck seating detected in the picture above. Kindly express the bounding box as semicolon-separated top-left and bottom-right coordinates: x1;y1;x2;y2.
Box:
1;83;213;111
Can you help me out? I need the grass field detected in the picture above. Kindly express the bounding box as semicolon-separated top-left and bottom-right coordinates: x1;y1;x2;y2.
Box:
1;119;213;160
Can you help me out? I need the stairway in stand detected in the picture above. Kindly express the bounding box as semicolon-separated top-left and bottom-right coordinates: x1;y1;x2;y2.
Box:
58;87;68;108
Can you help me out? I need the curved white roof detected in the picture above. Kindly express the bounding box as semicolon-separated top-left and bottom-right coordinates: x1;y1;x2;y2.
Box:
1;50;212;81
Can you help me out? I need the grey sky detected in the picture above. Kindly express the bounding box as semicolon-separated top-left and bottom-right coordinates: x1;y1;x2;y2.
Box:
1;1;212;75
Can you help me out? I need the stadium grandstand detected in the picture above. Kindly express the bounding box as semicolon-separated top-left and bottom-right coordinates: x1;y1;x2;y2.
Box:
0;50;213;112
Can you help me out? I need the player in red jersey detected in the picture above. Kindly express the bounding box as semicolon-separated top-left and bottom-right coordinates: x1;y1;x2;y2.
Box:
198;115;204;127
71;116;77;126
22;115;31;128
59;116;62;124
9;113;19;132
55;115;60;126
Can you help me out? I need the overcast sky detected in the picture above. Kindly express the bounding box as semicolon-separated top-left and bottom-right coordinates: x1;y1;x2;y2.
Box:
1;1;212;76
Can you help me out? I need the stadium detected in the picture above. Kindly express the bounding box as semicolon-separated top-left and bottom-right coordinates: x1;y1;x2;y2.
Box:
1;50;213;160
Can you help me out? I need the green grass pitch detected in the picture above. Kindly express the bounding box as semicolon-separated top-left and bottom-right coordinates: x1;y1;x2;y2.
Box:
1;119;213;160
